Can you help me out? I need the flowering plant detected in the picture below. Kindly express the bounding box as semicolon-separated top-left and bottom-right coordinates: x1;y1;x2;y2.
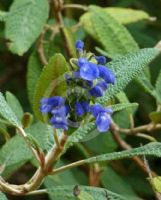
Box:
40;40;115;132
1;1;161;200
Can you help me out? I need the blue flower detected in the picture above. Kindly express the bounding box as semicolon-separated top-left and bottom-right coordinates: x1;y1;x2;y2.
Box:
50;115;68;130
89;81;108;97
40;39;116;132
75;101;89;116
40;97;65;113
90;104;106;117
51;105;68;116
75;40;84;50
89;85;104;97
77;58;88;67
90;104;113;132
98;65;115;84
95;56;106;65
79;62;99;81
96;112;111;132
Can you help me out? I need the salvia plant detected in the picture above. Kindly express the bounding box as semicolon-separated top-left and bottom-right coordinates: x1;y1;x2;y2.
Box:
1;0;161;200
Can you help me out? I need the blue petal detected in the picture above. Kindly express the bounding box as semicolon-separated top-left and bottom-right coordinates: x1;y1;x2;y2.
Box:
81;102;89;112
77;58;88;68
96;81;108;90
50;115;68;130
98;65;115;84
90;104;106;118
51;105;67;116
75;102;85;116
89;85;104;97
96;112;111;132
40;98;49;104
40;104;52;113
80;62;99;81
95;56;106;65
75;40;84;50
48;96;65;107
105;108;113;115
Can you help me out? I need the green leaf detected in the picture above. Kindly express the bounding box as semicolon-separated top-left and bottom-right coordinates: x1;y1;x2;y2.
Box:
6;91;24;121
0;10;7;22
48;185;127;200
0;92;21;127
96;48;159;105
136;73;159;99
155;69;161;103
111;103;139;113
27;52;42;105
0;135;32;177
26;122;54;151
0;192;8;200
64;122;95;152
149;111;161;123
33;53;68;121
101;167;141;200
80;7;150;33
116;92;138;115
82;6;139;57
104;7;150;25
85;142;161;164
5;0;49;55
63;27;76;57
0;122;53;177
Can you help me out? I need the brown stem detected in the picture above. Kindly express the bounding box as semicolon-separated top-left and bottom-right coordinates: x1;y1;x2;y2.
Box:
119;123;161;135
52;0;74;58
0;133;68;195
37;28;48;66
110;121;157;176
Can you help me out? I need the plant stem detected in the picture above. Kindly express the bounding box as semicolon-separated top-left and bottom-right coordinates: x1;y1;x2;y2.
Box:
51;159;85;174
62;4;88;11
52;0;74;58
26;189;47;196
118;123;161;135
110;121;157;176
53;128;61;149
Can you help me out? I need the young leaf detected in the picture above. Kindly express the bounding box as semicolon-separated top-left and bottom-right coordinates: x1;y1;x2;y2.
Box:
27;52;42;104
85;142;161;163
96;48;159;105
48;185;127;200
0;92;21;127
33;53;69;121
6;91;24;121
5;0;49;55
